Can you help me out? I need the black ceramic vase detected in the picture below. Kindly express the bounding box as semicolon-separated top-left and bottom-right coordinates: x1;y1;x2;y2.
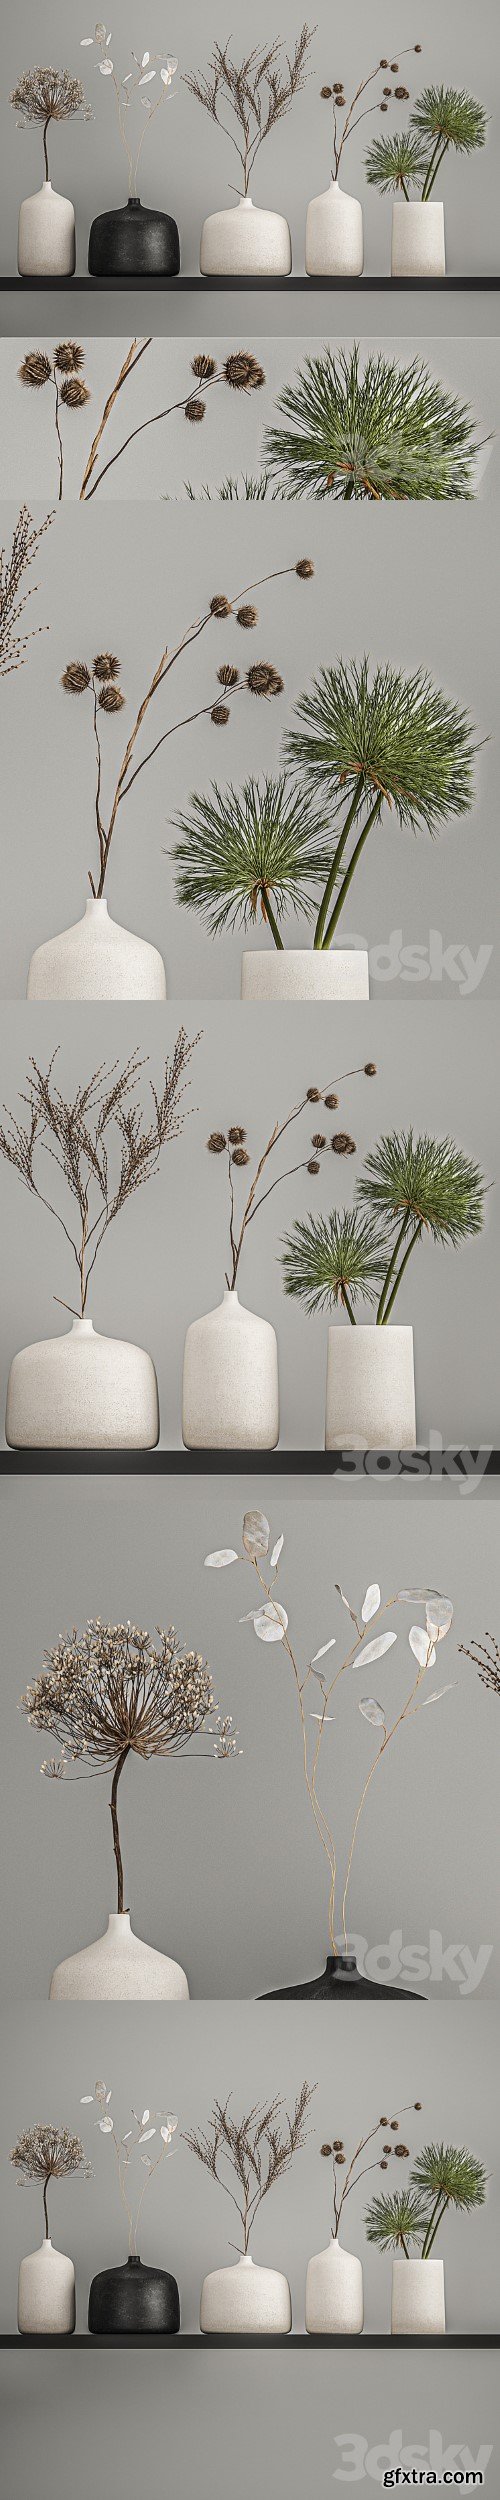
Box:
88;198;180;277
260;1953;424;2001
88;2253;180;2335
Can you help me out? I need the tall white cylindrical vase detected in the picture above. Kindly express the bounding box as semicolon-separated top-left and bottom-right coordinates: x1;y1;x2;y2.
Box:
27;899;167;1002
325;1326;416;1450
5;1316;159;1450
391;201;445;278
392;2257;445;2335
241;949;369;1002
200;2253;292;2335
49;1911;189;2001
18;2240;76;2336
182;1288;279;1449
305;2238;364;2334
200;195;291;276
18;182;76;278
305;179;363;276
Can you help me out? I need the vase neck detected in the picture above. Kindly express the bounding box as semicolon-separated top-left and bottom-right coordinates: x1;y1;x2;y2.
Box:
85;898;108;920
106;1912;132;1936
69;1317;95;1339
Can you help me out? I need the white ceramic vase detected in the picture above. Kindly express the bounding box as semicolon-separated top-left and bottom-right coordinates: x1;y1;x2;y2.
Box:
18;181;76;278
18;2239;76;2336
27;899;167;1002
200;2253;292;2335
305;179;363;276
392;2257;445;2336
241;948;369;1002
325;1326;416;1450
200;196;291;276
182;1288;279;1449
391;201;445;278
49;1910;189;2001
305;2237;364;2334
5;1315;159;1450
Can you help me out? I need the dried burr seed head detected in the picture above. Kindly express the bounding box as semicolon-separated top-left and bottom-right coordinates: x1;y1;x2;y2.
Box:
61;660;91;693
192;353;217;381
296;558;314;578
332;1133;356;1156
217;664;239;689
185;397;206;424
207;1132;227;1154
93;653;120;682
224;352;266;392
18;351;52;388
210;595;232;618
236;605;258;629
246;663;284;698
60;377;90;408
54;341;85;373
211;703;230;725
98;683;125;714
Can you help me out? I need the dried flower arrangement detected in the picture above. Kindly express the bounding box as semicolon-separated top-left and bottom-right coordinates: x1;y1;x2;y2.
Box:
281;1130;487;1326
459;1633;500;1698
78;345;266;502
0;506;53;679
21;1619;239;1914
320;2104;422;2238
80;26;177;198
59;557;311;899
0;1037;197;1320
318;44;421;183
184;2083;314;2254
365;87;487;201
204;1061;376;1293
184;30;313;201
263;344;484;502
205;1510;455;1955
365;2143;487;2255
80;2081;177;2256
10;68;91;181
10;2125;91;2240
172;658;478;953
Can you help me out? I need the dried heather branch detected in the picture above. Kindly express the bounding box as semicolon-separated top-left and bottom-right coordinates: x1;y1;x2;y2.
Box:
184;29;313;196
0;1037;198;1318
0;507;53;677
184;2083;314;2252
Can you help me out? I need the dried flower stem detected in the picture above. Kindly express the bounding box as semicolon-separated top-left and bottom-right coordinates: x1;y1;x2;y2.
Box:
0;506;53;678
184;2083;313;2255
211;1069;367;1291
79;337;152;498
84;2083;178;2257
0;1039;197;1317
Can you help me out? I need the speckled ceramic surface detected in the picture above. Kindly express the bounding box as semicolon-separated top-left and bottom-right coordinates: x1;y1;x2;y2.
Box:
27;898;167;1001
305;179;363;276
391;200;446;278
18;2240;76;2336
241;948;369;1001
325;1325;416;1451
5;1316;160;1450
182;1288;279;1449
17;182;76;277
49;1911;189;2001
200;197;291;275
200;2254;292;2334
305;2238;364;2334
391;2257;446;2335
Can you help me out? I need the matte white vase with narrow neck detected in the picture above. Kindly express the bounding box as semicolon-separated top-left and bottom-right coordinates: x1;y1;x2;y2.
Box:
305;178;363;276
241;948;369;1002
325;1325;416;1451
391;200;445;278
5;1315;159;1450
182;1288;279;1449
18;181;76;278
18;2239;76;2336
392;2257;445;2335
49;1910;189;2001
305;2237;364;2334
200;2252;292;2335
200;195;292;276
27;898;167;1002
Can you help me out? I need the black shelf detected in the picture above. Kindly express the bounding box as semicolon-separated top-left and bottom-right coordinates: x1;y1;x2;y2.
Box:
0;1448;497;1478
3;2332;499;2349
0;273;498;292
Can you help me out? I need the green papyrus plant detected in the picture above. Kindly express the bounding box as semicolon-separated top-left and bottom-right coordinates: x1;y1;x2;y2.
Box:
365;2142;488;2257
365;86;487;201
263;345;485;501
281;1130;487;1325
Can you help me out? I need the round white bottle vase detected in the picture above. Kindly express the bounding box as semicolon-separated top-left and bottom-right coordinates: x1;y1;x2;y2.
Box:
325;1326;416;1451
305;2239;364;2335
200;196;292;277
18;2240;76;2337
18;182;76;278
391;201;445;279
27;899;167;1002
182;1289;279;1449
5;1316;159;1450
305;179;363;277
241;948;369;1002
200;2253;292;2335
392;2257;445;2336
49;1911;189;2001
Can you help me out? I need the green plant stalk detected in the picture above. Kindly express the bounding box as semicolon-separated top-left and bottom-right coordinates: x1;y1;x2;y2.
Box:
421;2192;449;2257
376;1214;410;1324
341;1283;357;1325
313;774;365;948
422;139;450;202
262;887;284;950
322;797;382;947
380;1222;423;1326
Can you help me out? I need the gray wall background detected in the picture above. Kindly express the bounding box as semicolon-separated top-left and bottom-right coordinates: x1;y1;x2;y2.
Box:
3;285;499;343
0;1002;497;1447
0;2347;497;2500
1;501;498;1001
1;0;499;277
0;1479;497;2001
1;333;498;502
1;2001;498;2333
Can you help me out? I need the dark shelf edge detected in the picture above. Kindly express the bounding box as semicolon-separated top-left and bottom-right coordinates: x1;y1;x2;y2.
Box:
3;2332;499;2349
0;1448;497;1478
0;274;499;292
